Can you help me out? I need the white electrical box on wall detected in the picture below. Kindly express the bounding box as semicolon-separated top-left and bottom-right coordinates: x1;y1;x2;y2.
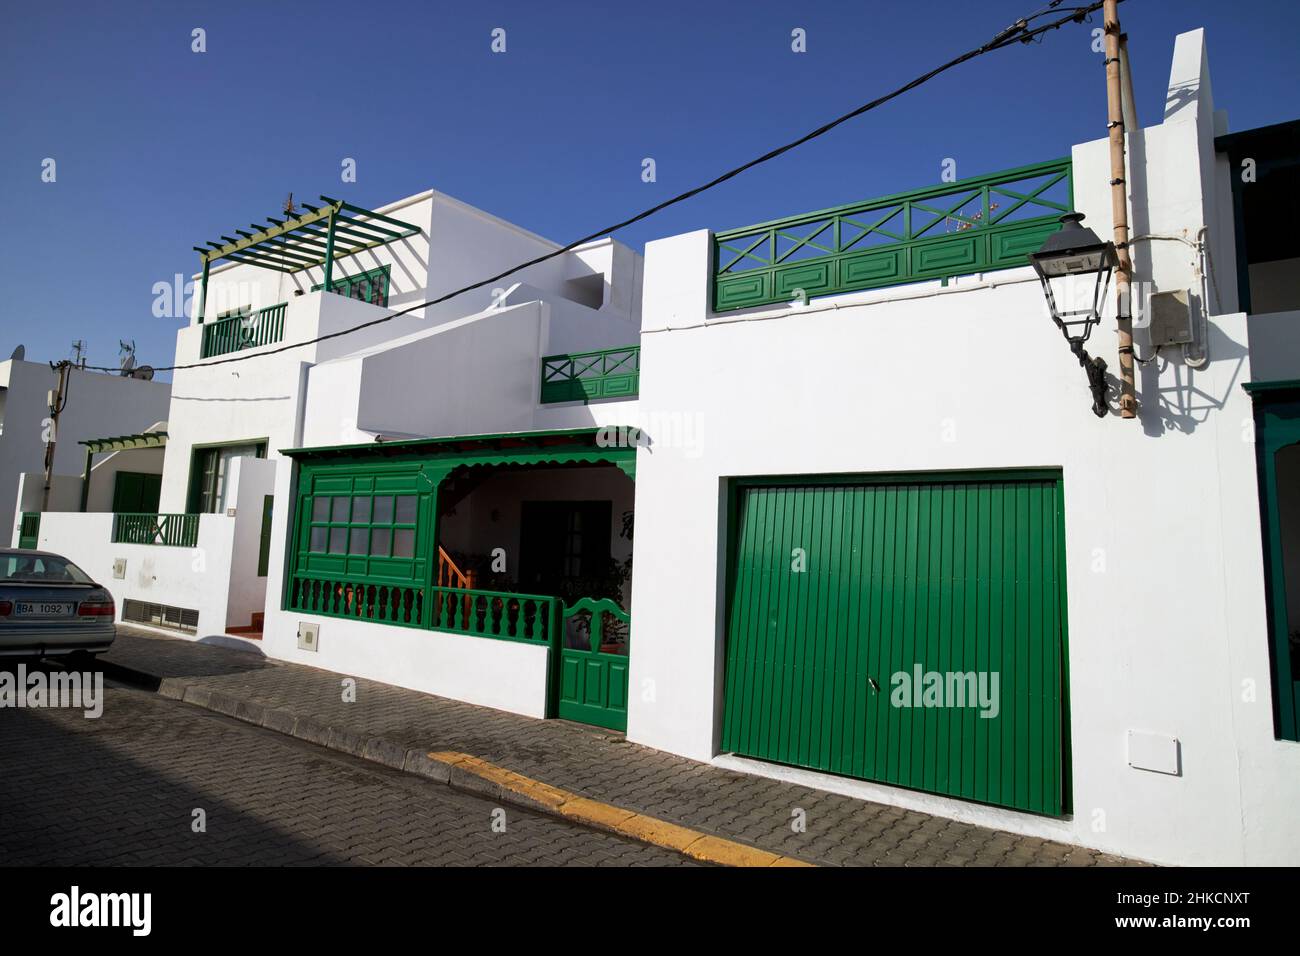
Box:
112;558;126;579
1149;289;1194;347
297;622;319;652
1127;730;1181;775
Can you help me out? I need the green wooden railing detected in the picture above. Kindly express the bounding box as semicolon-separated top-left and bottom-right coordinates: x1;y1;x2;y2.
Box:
712;157;1074;312
112;513;200;548
288;574;427;628
429;586;557;644
540;345;639;404
18;512;40;549
201;302;287;358
286;576;560;645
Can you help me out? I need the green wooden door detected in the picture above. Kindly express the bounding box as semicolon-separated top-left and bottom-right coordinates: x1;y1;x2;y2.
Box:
1253;393;1300;741
556;598;630;731
111;471;162;514
721;472;1068;816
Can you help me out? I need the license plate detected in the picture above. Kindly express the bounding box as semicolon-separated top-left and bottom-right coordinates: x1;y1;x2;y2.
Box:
14;602;75;617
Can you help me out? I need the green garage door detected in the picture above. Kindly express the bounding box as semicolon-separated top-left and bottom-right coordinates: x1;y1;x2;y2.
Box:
721;472;1068;816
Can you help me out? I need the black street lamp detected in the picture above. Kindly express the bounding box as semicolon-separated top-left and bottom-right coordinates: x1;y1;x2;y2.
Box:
1029;212;1118;418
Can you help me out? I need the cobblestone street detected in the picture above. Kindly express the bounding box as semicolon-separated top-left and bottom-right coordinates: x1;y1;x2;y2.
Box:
0;677;694;867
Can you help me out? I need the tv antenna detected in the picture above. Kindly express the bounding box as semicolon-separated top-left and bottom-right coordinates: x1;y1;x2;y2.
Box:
118;339;136;376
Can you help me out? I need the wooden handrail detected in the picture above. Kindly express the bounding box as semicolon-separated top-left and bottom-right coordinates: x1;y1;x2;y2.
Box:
437;546;471;589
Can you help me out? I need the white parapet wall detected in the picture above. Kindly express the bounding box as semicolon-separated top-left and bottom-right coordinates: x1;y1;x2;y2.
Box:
32;510;237;638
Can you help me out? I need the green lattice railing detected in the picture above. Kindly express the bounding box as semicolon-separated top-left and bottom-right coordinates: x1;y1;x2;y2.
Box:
540;345;639;404
201;302;287;358
112;513;200;548
712;158;1073;312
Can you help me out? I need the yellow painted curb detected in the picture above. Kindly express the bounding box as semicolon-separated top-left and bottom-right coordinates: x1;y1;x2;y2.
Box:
426;750;814;867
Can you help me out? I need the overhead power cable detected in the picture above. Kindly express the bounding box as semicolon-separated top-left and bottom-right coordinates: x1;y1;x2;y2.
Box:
82;0;1119;374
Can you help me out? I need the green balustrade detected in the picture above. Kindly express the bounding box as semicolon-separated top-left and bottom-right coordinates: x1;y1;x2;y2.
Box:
200;302;287;358
111;513;200;548
712;157;1074;312
540;346;640;404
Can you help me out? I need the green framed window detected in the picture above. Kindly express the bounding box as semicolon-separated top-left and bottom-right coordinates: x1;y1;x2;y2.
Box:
311;264;391;307
305;490;419;559
289;464;430;592
188;441;268;514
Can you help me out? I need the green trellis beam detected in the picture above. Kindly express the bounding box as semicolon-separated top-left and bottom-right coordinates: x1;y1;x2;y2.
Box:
193;197;421;323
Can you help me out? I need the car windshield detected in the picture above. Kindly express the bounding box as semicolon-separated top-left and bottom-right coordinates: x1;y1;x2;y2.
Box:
0;555;93;584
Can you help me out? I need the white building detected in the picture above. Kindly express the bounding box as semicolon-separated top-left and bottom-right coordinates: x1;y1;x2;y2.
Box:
628;29;1299;866
21;26;1299;866
2;355;170;547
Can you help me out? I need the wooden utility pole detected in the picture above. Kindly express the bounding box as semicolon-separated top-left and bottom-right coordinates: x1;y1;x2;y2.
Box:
40;360;72;512
1104;0;1136;418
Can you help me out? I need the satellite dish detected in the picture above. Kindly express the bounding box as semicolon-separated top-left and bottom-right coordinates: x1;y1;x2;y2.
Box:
119;354;136;376
130;366;155;381
9;344;24;361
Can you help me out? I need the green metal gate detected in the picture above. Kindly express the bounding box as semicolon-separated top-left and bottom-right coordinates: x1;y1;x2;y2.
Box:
556;597;630;731
721;472;1068;816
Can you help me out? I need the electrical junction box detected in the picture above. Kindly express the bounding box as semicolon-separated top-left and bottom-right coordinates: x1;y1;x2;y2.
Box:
112;558;126;579
1127;730;1181;776
1149;289;1194;347
297;622;319;652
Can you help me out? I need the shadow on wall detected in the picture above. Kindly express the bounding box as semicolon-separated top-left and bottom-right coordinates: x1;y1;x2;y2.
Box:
1121;121;1245;435
1137;318;1246;437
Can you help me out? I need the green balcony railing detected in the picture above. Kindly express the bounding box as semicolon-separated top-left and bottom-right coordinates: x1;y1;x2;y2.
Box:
200;302;287;358
540;345;640;404
112;513;200;548
712;157;1074;312
286;575;559;645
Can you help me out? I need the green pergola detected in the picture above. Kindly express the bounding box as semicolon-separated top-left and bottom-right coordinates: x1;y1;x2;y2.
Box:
78;430;169;511
193;195;422;323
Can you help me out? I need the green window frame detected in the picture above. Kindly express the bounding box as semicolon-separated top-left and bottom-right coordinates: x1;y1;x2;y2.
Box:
305;490;419;560
289;462;432;595
311;264;391;307
187;440;268;514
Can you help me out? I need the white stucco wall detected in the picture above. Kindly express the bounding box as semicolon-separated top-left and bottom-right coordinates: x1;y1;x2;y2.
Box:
33;511;237;638
625;30;1299;866
223;456;277;629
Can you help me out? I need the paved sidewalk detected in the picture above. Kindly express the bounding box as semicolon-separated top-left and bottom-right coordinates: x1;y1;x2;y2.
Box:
101;628;1140;867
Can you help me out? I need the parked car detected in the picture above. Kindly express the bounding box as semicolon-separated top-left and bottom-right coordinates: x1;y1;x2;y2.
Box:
0;549;116;661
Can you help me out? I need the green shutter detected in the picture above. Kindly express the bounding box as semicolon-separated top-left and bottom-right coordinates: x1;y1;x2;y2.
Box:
111;472;162;513
257;495;274;577
721;472;1068;816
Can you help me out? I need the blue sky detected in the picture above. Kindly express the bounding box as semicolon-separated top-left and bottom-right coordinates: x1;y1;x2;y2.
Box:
2;0;1298;377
